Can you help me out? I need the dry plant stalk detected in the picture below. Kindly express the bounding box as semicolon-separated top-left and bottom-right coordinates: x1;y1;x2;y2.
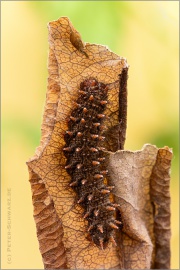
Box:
27;17;172;269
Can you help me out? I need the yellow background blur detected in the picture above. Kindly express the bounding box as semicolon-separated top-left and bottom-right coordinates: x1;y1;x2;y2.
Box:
1;1;179;269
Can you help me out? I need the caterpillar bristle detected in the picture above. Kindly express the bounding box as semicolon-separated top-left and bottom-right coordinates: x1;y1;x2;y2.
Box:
109;222;119;230
70;116;77;122
97;225;104;234
81;179;87;185
106;206;116;211
77;197;84;203
110;235;117;246
92;161;100;166
99;238;104;250
94;209;99;216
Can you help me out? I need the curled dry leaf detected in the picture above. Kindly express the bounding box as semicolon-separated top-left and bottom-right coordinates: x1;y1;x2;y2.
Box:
107;144;172;269
27;17;172;269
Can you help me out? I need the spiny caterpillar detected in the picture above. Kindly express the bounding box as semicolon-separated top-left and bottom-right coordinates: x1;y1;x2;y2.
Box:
63;78;122;249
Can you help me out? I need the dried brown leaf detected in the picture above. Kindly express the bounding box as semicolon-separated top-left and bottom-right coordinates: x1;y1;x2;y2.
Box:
107;144;172;269
27;17;172;269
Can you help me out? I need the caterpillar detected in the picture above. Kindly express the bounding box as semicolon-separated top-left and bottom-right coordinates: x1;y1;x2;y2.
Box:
63;78;122;249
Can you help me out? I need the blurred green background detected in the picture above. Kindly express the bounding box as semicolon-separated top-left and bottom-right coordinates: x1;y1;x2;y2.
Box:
1;1;179;269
